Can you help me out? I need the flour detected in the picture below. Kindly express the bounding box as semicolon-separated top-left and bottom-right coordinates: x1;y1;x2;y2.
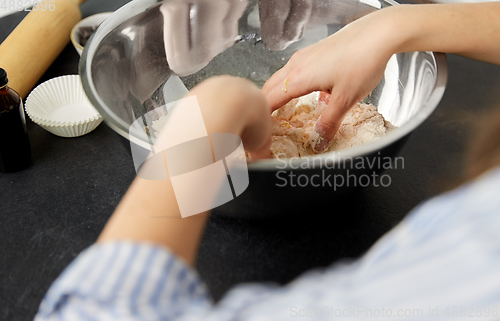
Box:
269;92;396;158
150;91;395;160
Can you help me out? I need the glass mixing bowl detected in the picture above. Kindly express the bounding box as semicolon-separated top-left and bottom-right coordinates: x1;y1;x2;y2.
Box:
80;0;447;218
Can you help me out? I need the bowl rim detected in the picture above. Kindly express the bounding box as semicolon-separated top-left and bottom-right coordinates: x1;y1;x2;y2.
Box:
79;0;448;171
25;75;102;128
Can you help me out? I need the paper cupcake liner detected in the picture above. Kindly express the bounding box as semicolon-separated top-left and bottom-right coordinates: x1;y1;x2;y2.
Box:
25;75;103;138
39;118;102;138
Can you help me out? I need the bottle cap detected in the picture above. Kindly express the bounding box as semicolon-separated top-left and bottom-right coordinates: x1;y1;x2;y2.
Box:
0;68;8;88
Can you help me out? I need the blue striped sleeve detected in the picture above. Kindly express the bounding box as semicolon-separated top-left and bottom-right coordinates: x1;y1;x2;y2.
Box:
34;241;212;321
34;167;500;321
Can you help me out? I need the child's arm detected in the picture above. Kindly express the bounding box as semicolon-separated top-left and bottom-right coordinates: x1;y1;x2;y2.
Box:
97;76;271;265
263;2;500;151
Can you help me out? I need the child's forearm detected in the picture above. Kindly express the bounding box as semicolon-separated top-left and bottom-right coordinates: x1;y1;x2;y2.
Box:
263;1;500;152
97;76;271;266
386;3;500;64
97;177;209;265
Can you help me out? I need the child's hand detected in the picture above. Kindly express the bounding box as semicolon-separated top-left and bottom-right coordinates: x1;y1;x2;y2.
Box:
263;8;398;151
155;76;272;159
194;76;272;159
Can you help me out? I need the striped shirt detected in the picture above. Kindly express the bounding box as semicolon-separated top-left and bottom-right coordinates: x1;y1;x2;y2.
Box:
35;167;500;320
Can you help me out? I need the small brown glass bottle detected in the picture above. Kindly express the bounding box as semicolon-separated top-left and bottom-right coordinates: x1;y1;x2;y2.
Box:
0;68;31;173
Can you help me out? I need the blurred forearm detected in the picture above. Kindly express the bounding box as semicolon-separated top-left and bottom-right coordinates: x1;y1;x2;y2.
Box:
386;2;500;64
97;176;208;266
97;76;271;265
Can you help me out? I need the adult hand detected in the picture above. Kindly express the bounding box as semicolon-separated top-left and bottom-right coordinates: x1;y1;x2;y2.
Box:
259;0;313;51
161;0;248;76
259;0;376;51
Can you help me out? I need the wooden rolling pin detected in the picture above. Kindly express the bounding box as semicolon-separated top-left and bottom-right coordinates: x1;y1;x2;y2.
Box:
0;0;89;98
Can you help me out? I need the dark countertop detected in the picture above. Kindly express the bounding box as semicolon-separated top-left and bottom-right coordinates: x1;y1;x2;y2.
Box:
2;1;500;320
